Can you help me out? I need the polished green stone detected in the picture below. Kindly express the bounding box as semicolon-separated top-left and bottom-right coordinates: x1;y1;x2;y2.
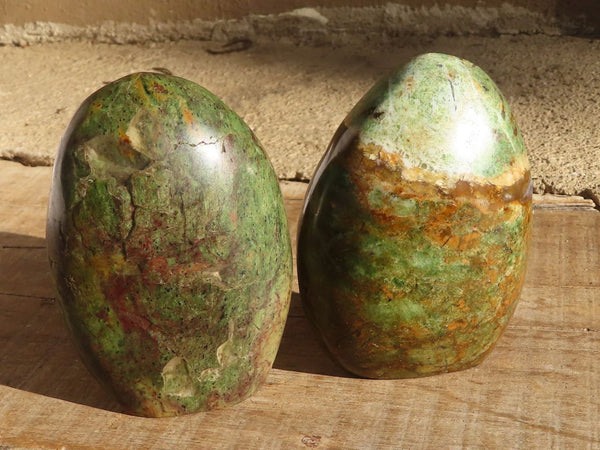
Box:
298;53;532;379
47;73;292;416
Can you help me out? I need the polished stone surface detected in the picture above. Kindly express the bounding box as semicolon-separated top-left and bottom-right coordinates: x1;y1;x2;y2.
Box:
298;53;532;379
47;73;292;416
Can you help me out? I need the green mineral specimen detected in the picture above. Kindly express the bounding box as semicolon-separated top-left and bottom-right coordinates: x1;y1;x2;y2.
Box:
47;73;292;416
298;53;532;379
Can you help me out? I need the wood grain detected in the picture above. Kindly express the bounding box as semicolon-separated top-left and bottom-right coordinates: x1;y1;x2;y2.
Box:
0;160;598;448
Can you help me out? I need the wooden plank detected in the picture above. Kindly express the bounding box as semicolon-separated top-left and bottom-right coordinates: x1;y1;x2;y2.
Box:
0;160;599;448
533;193;597;211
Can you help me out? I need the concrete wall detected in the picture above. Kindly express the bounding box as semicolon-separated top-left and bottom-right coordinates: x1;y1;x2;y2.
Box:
1;0;598;30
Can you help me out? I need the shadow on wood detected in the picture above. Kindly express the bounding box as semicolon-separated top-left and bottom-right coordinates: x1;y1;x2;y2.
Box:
273;292;355;378
0;232;122;412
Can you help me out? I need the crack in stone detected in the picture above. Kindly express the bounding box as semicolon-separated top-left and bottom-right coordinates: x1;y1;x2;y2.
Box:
179;191;188;243
122;173;138;259
187;138;219;147
448;78;457;111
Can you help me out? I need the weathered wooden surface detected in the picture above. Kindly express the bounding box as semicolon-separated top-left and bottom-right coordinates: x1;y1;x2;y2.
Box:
0;160;599;448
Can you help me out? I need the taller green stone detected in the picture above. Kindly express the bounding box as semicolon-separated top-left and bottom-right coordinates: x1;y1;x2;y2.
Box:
298;53;532;379
47;73;292;416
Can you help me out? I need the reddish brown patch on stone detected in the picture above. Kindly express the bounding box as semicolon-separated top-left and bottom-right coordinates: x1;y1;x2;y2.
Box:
152;82;167;94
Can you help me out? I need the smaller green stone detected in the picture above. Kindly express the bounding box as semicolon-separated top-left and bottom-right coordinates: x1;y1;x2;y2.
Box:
47;73;292;416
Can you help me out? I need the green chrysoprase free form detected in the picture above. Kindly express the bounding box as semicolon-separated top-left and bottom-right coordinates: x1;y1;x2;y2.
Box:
47;73;292;416
298;53;532;379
